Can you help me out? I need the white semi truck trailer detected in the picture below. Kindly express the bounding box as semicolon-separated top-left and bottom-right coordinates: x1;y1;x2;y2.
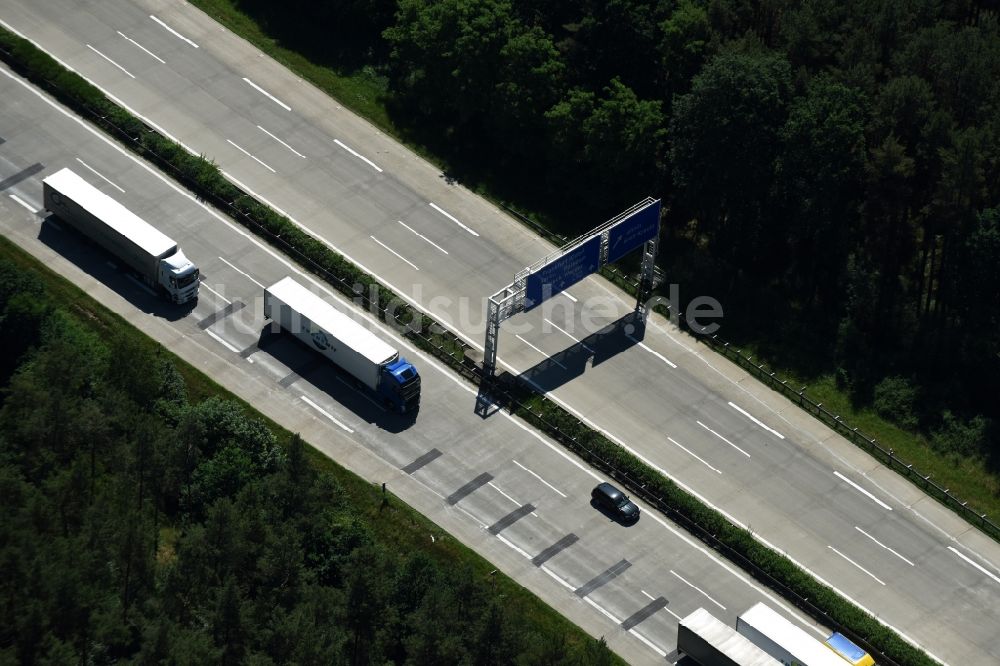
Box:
42;168;199;303
735;603;856;666
677;608;780;666
263;276;420;414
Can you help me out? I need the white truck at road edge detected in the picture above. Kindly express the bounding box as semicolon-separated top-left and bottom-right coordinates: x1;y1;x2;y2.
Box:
263;276;421;414
677;607;779;666
43;167;199;303
736;603;851;666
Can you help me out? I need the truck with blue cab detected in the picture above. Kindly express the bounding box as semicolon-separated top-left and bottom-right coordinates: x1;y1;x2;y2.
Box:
263;276;420;414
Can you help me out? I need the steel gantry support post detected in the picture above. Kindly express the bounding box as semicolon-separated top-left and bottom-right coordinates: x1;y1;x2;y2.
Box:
482;294;501;380
476;289;510;417
635;233;660;320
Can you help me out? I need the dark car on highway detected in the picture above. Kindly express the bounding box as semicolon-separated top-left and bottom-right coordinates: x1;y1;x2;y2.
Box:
591;482;640;523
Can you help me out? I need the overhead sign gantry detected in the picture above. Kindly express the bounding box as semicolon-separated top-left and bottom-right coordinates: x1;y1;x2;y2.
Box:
482;198;661;380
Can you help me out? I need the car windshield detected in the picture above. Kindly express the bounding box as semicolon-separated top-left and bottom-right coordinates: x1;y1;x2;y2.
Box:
614;495;630;508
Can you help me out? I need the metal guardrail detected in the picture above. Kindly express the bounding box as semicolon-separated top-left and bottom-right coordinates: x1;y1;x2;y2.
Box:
700;333;1000;543
0;55;472;378
500;192;998;542
479;374;901;666
0;45;926;664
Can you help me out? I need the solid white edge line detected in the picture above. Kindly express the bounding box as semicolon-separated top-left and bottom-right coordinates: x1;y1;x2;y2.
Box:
149;15;199;48
105;88;196;154
512;459;567;498
198;282;232;305
225;166;487;351
0;57;552;503
217;256;266;289
504;345;945;658
515;334;566;369
0;19;191;160
561;291;578;302
630;627;669;657
241;76;290;110
578;598;669;658
333;138;383;172
75;157;125;193
544;318;594;353
205;329;240;354
540;565;576;591
582;597;622;624
854;527;916;567
370;235;418;271
696;420;751;459
220;171;295;219
0;53;950;665
11;66;947;664
828;546;886;586
504;414;602;481
117;30;165;64
300;395;354;433
667;436;722;474
256;125;306;158
429;201;479;236
834;471;893;511
948;546;1000;585
398;220;449;255
728;401;785;439
85;44;135;79
494;533;533;560
489;482;537;516
627;335;677;368
226;139;276;173
487;481;522;509
8;194;36;213
669;569;727;611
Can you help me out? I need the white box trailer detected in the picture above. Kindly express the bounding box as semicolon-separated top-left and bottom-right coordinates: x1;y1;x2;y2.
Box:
263;277;420;413
736;603;846;666
43;168;199;303
678;608;780;666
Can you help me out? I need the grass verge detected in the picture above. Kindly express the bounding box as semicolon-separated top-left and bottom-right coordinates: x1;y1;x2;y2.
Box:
188;0;999;537
0;232;617;662
190;0;394;140
0;24;937;665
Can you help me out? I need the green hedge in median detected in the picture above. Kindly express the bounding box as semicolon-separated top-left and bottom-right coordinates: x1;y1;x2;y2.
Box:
0;27;934;666
0;27;463;365
503;383;932;666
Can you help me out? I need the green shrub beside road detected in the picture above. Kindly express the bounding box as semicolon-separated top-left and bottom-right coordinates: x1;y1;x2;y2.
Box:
0;235;619;665
0;27;465;367
505;387;932;666
185;0;1000;535
0;26;934;665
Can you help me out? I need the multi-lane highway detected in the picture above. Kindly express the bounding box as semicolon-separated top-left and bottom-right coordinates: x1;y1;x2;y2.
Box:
0;58;840;665
1;1;999;663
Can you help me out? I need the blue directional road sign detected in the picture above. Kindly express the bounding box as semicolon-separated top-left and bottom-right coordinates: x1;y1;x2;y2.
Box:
606;200;660;264
524;235;602;310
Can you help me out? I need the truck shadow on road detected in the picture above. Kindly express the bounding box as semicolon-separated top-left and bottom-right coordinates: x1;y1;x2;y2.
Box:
37;217;195;321
256;327;417;434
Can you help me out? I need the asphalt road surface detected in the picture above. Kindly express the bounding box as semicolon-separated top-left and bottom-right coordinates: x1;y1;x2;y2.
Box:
0;59;850;665
1;2;999;663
